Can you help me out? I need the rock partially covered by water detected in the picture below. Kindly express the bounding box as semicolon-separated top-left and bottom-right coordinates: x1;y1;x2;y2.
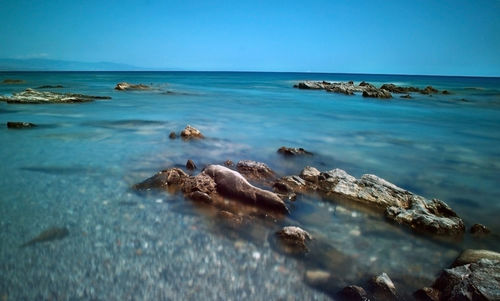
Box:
370;273;398;301
470;223;490;235
2;79;25;84
294;81;393;98
276;226;311;254
36;85;63;89
20;226;69;248
0;88;111;104
236;160;276;182
275;167;465;236
7;121;36;129
186;159;197;170
380;83;421;94
277;146;312;156
114;82;151;91
180;125;204;140
294;81;330;89
452;249;500;267
362;89;392;99
421;86;439;95
433;259;500;300
338;285;369;301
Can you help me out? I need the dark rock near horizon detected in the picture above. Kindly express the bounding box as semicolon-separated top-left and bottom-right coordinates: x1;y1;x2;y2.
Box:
7;121;36;129
421;86;439;95
362;89;392;99
400;94;412;99
114;82;151;91
442;90;451;95
277;146;313;156
0;88;111;104
380;83;420;93
2;79;25;84
36;85;64;89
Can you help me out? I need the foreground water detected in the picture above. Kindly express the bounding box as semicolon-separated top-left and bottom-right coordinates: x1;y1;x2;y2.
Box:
0;71;499;300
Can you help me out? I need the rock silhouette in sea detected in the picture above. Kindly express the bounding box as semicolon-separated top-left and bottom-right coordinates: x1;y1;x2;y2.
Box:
277;146;312;156
2;79;25;84
20;226;69;248
0;88;111;104
114;82;151;91
274;166;465;236
7;121;36;129
180;125;204;140
36;85;64;89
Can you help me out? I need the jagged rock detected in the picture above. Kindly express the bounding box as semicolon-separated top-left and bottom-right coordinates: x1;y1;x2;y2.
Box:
326;83;357;95
362;89;392;99
380;83;420;94
186;159;197;170
2;79;25;84
236;160;276;182
114;82;151;91
433;259;500;300
452;249;500;267
338;285;369;301
413;287;440;301
204;165;288;213
180;125;204;140
276;226;311;254
181;172;216;196
277;146;312;156
470;223;490;235
0;88;111;104
7;121;36;129
217;210;244;227
359;81;372;87
421;86;439;94
371;273;398;300
294;81;330;89
169;131;177;139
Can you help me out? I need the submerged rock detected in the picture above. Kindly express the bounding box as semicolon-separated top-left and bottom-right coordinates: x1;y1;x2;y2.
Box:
452;249;500;267
305;270;331;286
180;125;204;140
470;223;490;235
400;94;412;99
0;88;111;104
169;131;177;139
20;226;69;248
114;82;151;91
277;146;312;156
276;226;312;254
2;79;25;84
7;121;36;129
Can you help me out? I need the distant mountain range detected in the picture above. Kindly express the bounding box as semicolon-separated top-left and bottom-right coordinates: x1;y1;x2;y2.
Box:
0;58;153;71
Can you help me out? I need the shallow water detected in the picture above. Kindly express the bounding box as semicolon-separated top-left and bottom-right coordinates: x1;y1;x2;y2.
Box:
0;71;499;300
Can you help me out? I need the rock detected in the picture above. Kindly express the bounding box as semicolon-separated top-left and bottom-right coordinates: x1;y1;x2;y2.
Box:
294;81;329;89
181;172;217;196
413;287;440;301
442;90;451;95
371;273;398;300
180;125;204;140
433;259;500;300
186;191;212;204
421;86;439;95
326;82;357;95
7;121;36;129
400;94;412;99
169;131;177;139
305;270;331;285
20;226;69;248
204;165;288;213
0;88;111;104
36;85;63;89
236;160;276;182
224;160;234;167
470;223;490;235
299;166;321;183
114;82;151;91
133;168;188;190
380;83;420;94
186;159;197;170
2;79;25;84
217;210;244;227
276;226;311;253
452;249;500;267
359;81;372;87
362;89;392;99
277;146;312;156
338;285;369;301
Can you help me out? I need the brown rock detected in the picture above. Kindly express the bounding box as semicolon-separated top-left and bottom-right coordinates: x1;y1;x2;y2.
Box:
413;287;440;301
224;160;234;167
236;160;276;182
186;191;212;204
114;82;151;91
470;223;490;235
180;125;204;140
186;159;197;170
133;168;188;190
169;131;177;139
277;146;312;156
276;226;311;253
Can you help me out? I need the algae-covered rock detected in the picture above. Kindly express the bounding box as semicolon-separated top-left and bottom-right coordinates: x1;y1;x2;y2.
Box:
0;88;110;104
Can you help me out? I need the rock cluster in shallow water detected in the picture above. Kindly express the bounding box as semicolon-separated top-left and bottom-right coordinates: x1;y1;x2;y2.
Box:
0;88;111;104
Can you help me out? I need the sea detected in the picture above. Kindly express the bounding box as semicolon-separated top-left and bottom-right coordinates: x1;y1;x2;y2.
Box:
0;71;499;300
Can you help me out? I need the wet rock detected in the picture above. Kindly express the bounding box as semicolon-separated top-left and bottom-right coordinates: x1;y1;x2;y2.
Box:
300;166;321;183
36;85;63;89
413;287;440;301
370;273;397;301
276;226;311;254
470;223;490;235
133;168;188;190
186;191;212;204
236;160;276;182
380;83;420;94
277;146;312;156
186;159;197;170
224;160;234;167
362;89;392;99
114;82;151;91
433;259;500;300
217;210;244;227
400;94;412;99
2;79;25;84
421;86;439;95
338;285;369;301
180;125;204;140
20;226;69;248
204;165;288;213
442;90;451;95
0;88;111;104
326;82;357;95
7;121;36;129
181;172;217;196
359;81;370;86
452;249;500;267
294;81;329;89
305;270;331;286
169;131;177;139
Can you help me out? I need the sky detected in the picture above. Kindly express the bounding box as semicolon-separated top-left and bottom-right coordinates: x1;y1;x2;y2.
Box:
0;0;499;76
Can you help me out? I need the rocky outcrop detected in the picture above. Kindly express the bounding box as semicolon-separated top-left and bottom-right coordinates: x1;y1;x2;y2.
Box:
0;88;111;104
277;146;312;156
274;167;465;236
275;226;312;254
452;249;500;267
2;79;25;84
7;121;36;129
236;160;276;182
114;82;151;91
380;83;420;94
470;223;490;235
294;81;392;98
421;86;439;95
180;125;204;140
135;164;288;213
370;273;398;300
362;89;392;99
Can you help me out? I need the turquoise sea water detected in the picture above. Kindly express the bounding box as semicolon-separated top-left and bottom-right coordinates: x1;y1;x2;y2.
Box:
1;72;499;299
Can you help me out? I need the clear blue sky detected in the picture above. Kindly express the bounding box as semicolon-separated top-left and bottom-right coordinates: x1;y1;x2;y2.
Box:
0;0;499;76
